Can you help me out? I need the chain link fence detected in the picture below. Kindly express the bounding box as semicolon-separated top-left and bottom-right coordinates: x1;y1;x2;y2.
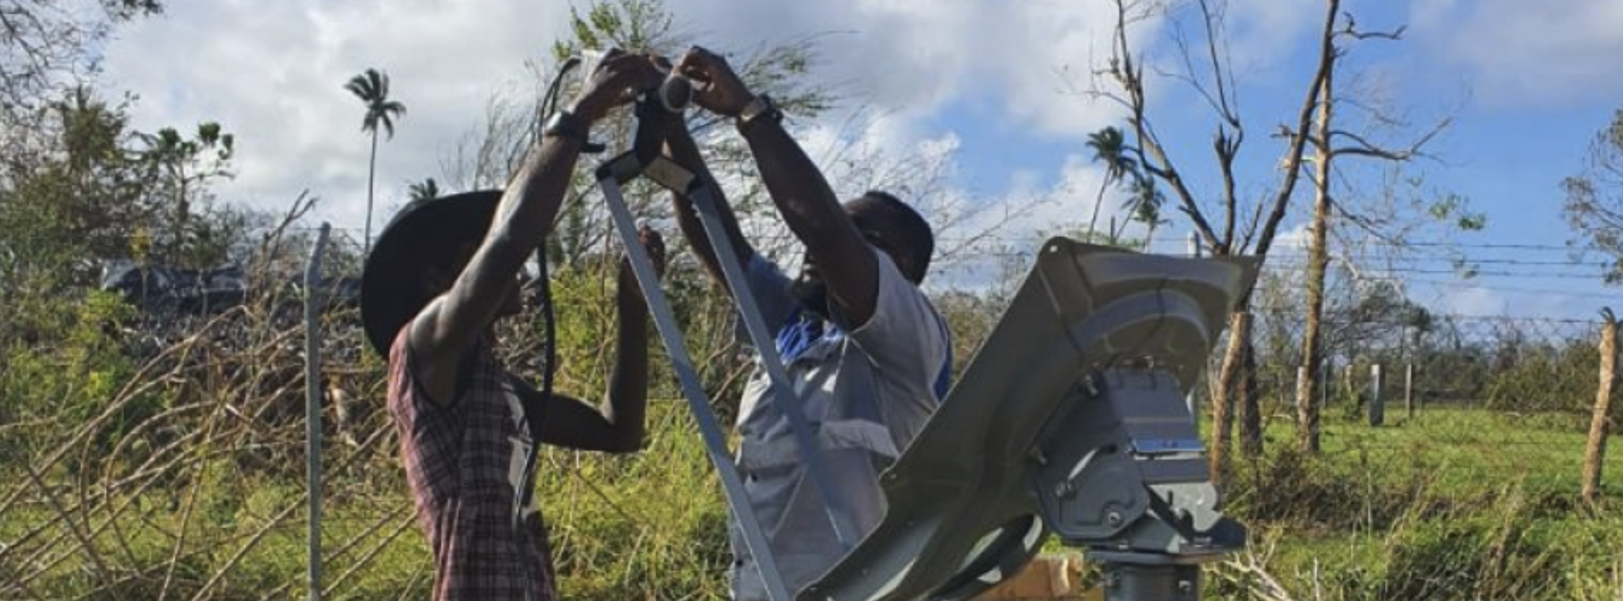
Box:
1245;306;1606;420
1214;305;1619;521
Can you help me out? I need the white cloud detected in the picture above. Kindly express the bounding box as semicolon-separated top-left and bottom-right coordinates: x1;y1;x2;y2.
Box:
924;151;1154;290
102;0;1137;239
1409;0;1623;106
96;0;1332;265
666;0;1132;137
1212;0;1323;76
1271;222;1313;253
1436;285;1507;317
104;0;574;232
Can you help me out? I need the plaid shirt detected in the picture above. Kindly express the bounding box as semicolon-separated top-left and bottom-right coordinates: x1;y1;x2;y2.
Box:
388;329;557;601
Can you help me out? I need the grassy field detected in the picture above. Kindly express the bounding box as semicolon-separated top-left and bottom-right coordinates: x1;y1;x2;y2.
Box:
4;402;1621;600
1211;407;1623;600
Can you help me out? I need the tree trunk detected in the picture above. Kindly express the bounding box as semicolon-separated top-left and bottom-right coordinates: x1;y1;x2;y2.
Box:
1239;338;1262;457
363;129;379;258
1582;311;1619;504
1298;57;1335;454
1086;182;1108;242
1210;310;1252;484
174;166;189;265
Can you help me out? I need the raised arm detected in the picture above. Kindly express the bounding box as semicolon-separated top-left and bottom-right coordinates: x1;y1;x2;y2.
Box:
676;47;880;326
664;122;754;289
534;226;665;453
410;52;662;398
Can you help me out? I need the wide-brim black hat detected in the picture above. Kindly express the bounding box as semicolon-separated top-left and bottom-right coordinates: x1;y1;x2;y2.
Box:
361;190;503;358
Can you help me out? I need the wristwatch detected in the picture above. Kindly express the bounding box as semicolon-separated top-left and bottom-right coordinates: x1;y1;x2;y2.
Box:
542;109;590;144
736;94;783;131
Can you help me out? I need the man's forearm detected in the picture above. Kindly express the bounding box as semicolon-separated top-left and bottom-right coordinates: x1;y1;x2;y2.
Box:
737;121;852;245
666;132;750;284
435;135;586;354
739;119;878;324
479;136;585;277
603;278;650;451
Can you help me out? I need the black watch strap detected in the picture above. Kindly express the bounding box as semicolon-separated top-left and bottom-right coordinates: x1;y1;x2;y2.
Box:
542;110;590;144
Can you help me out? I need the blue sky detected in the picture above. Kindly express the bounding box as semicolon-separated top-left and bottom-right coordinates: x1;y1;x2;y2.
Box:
919;0;1623;319
98;0;1623;320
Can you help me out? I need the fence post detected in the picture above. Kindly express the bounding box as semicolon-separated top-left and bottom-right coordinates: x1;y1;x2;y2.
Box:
304;222;330;601
1583;309;1619;504
1405;363;1415;419
1343;364;1355;407
1369;363;1384;427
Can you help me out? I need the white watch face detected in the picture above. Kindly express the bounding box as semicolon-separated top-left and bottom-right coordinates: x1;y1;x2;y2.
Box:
743;96;772;121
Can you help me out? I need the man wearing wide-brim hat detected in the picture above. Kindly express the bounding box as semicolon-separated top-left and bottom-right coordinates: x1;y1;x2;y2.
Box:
360;50;667;601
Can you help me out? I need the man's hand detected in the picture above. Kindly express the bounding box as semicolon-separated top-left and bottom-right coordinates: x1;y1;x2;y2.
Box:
571;50;665;123
635;80;688;142
674;46;753;117
620;224;667;296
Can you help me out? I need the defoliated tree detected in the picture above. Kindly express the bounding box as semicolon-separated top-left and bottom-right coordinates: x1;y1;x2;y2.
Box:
1563;108;1623;285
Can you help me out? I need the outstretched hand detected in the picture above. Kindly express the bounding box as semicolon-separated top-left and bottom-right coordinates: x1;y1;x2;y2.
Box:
673;46;754;117
572;49;665;123
620;224;667;297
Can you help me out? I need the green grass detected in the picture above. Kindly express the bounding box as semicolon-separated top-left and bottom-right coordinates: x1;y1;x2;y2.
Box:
0;401;730;600
1214;406;1623;600
1303;408;1621;496
7;404;1623;599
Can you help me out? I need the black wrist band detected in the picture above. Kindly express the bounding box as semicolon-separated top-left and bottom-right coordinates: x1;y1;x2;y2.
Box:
542;110;590;144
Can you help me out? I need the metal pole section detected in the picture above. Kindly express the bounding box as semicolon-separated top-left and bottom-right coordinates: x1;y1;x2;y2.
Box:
684;184;859;548
1369;363;1384;427
303;222;330;601
1101;564;1201;601
1405;363;1415;419
1186;231;1200;426
598;178;793;601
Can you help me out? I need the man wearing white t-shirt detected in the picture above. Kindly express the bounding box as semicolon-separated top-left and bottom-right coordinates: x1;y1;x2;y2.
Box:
664;46;953;600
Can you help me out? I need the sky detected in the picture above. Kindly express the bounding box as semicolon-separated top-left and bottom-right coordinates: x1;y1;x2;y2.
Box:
96;0;1623;321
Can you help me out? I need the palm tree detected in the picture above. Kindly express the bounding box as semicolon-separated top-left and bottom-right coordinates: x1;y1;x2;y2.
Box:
344;68;406;257
407;177;439;201
1122;174;1166;251
1085;127;1136;243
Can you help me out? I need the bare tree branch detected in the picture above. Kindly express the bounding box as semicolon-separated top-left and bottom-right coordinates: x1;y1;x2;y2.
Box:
1327;118;1448;161
1337;11;1406;41
1100;0;1226;252
1250;0;1341;259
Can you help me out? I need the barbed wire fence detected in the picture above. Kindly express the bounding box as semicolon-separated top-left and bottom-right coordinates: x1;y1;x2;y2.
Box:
1221;303;1618;501
1246;309;1605;416
3;222;1620;599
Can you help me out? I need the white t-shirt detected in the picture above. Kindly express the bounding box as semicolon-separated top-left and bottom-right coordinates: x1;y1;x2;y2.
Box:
729;248;951;600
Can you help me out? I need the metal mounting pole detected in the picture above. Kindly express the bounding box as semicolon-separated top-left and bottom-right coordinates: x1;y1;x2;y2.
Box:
1099;562;1202;601
598;176;794;601
590;90;859;597
303;222;330;601
683;182;859;548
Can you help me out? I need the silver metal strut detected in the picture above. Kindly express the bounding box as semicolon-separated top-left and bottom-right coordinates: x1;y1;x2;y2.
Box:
594;103;856;596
